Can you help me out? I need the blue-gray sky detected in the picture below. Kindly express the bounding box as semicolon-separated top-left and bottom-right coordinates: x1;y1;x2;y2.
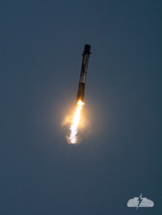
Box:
1;0;162;214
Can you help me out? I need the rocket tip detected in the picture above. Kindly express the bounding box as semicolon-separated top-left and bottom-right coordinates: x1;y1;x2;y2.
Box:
84;44;91;55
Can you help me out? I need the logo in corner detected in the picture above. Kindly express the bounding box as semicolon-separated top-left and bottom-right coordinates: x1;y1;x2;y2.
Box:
127;194;154;209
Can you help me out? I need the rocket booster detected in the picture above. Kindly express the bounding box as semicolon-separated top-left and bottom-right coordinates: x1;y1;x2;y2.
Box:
77;44;91;102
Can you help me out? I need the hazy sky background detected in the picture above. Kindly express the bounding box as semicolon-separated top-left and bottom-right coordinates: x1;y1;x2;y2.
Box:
1;0;162;214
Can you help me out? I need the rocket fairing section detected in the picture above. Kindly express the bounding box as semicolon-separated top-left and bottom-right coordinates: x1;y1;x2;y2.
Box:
77;44;91;103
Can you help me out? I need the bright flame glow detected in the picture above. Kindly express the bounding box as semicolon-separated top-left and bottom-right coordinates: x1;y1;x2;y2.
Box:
69;100;84;144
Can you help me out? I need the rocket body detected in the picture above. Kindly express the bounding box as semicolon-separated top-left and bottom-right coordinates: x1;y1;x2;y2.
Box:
77;44;91;102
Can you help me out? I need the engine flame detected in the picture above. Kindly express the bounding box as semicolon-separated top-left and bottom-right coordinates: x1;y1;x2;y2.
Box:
69;100;84;144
